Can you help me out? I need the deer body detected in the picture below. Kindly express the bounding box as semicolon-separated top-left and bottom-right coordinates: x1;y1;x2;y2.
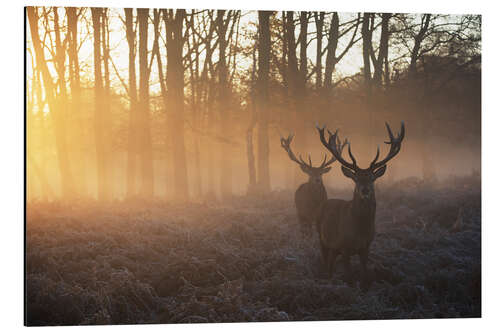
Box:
280;133;346;235
316;122;405;285
317;196;375;255
295;181;328;233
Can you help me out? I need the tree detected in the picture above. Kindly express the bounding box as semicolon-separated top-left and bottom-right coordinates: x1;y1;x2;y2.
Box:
27;6;75;199
246;46;258;194
137;8;154;197
164;9;189;200
283;11;303;184
66;7;87;197
362;12;373;98
215;10;233;198
392;14;481;181
314;12;325;90
27;48;54;201
372;13;391;88
194;10;219;199
25;8;481;201
256;11;272;192
124;8;139;198
323;13;360;97
91;7;113;201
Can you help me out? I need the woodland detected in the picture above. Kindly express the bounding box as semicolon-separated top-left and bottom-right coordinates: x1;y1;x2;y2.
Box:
26;8;481;200
26;7;481;325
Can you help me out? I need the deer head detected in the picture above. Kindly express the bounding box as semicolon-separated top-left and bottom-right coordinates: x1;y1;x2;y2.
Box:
317;122;405;201
280;133;347;185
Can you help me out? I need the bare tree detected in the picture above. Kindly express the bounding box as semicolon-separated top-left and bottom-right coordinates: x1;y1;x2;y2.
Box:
283;11;305;185
164;9;189;200
215;10;233;198
256;11;272;192
323;13;360;95
372;13;391;88
392;14;481;181
66;7;87;197
362;13;373;97
246;47;258;194
91;7;112;201
137;8;154;197
124;8;139;198
314;12;325;89
27;6;75;199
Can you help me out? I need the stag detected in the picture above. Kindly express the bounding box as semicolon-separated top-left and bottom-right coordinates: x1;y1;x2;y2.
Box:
315;122;405;285
280;133;346;235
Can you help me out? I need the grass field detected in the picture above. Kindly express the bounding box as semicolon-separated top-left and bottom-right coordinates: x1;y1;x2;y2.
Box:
25;175;481;325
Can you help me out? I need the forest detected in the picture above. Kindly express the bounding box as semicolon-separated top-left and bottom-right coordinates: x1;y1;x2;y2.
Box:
26;8;480;200
26;7;481;326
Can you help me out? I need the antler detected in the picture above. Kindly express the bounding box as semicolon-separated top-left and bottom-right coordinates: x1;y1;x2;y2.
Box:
369;121;405;170
318;135;348;169
316;125;357;171
280;134;310;168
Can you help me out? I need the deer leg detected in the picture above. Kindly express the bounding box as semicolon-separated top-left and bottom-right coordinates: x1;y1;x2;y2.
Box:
306;220;313;237
359;248;371;290
341;252;353;285
302;217;312;236
327;249;339;278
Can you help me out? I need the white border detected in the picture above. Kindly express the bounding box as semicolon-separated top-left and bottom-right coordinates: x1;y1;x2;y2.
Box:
2;0;499;332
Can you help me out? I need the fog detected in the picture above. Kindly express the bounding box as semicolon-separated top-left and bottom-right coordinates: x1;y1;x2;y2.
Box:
26;8;481;202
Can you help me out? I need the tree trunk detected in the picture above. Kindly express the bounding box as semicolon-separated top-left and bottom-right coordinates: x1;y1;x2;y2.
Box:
281;11;293;188
165;9;189;200
101;9;114;198
186;14;202;198
124;8;139;199
247;47;258;194
154;9;170;199
324;12;339;93
284;11;304;186
256;11;272;192
33;68;51;201
361;12;376;149
408;14;434;181
409;14;431;80
216;10;232;198
138;8;154;198
314;12;325;90
206;77;217;199
66;7;87;198
373;13;390;88
27;6;75;199
199;11;217;199
91;7;110;201
362;13;373;97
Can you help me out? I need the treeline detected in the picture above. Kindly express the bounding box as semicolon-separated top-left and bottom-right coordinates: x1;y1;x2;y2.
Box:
26;8;481;201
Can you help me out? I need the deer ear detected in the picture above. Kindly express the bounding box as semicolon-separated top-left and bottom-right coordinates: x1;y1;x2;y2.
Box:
341;166;356;180
320;167;331;174
373;165;387;179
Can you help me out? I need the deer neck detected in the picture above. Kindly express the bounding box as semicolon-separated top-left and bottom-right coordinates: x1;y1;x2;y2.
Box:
305;180;327;200
351;190;376;224
307;179;325;190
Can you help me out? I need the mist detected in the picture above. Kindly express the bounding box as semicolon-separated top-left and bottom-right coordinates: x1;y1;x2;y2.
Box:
25;7;481;326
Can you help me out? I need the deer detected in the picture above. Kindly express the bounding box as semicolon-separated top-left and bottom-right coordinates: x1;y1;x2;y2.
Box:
280;133;346;235
315;122;405;286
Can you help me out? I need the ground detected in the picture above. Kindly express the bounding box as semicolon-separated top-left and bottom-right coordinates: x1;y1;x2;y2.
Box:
25;175;481;325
